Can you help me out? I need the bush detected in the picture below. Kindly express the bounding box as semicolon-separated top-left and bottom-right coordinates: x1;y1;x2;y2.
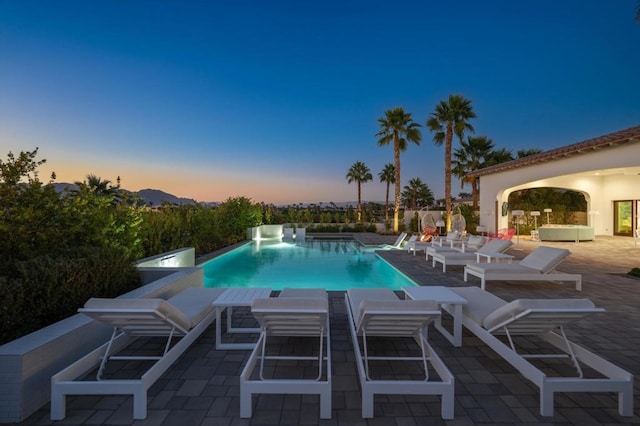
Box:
0;246;140;344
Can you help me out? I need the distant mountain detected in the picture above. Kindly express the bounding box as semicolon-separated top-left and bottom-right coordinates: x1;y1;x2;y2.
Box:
52;183;210;206
135;188;199;206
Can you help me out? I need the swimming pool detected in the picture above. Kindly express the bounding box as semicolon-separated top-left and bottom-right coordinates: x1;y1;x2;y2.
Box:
199;239;416;291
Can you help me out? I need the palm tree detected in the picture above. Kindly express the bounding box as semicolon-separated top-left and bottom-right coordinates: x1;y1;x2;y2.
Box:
75;174;115;196
378;163;395;223
452;136;494;209
346;161;373;222
516;148;543;158
426;94;476;230
401;177;434;210
376;107;422;232
484;147;514;166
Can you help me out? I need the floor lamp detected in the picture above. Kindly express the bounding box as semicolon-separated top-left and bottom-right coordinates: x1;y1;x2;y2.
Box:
530;211;540;241
512;210;524;249
544;208;552;224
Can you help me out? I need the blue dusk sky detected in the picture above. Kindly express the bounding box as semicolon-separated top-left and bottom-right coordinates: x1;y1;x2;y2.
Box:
1;1;639;205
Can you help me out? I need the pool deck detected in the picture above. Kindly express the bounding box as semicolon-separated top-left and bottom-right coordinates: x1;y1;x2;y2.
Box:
23;234;640;425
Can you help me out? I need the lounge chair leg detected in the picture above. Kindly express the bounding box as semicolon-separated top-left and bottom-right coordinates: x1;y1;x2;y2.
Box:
240;388;253;418
441;386;455;419
50;387;65;420
619;381;634;416
540;388;554;416
132;389;148;419
361;387;374;418
319;390;331;419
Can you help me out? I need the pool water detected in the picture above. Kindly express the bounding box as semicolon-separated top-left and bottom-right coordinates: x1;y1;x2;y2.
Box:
200;239;416;291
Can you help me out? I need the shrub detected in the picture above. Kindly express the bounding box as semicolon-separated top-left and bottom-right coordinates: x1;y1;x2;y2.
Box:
0;246;140;344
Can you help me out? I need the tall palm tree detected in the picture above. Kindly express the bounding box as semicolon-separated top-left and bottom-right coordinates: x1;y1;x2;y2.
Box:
346;161;373;222
401;177;434;210
376;107;422;232
378;163;395;223
427;94;476;231
452;136;494;209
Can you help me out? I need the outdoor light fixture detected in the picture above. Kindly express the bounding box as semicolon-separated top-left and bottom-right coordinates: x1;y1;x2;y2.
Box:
512;210;524;248
530;211;540;229
544;208;552;224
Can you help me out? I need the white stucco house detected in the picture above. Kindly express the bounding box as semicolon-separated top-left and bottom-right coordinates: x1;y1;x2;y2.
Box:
470;125;640;238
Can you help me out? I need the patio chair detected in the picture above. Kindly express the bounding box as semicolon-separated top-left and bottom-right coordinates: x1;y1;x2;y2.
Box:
488;227;516;240
464;246;582;291
431;238;513;273
345;288;454;419
240;288;331;419
51;287;226;420
449;286;634;417
424;234;486;259
295;227;306;241
381;232;408;249
431;231;463;247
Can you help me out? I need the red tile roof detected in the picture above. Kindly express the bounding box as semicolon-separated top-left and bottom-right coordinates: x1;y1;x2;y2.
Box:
469;125;640;177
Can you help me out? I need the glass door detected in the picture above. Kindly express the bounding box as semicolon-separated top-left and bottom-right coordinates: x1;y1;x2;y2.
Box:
613;200;633;236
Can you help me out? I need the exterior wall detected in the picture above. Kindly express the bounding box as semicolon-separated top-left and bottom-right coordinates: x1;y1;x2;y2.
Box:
0;267;204;423
478;143;640;236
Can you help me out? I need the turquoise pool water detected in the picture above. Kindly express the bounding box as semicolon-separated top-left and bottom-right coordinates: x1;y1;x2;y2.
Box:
200;239;416;291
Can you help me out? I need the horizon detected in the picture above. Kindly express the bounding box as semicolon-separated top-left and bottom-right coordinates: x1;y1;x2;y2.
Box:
1;1;639;205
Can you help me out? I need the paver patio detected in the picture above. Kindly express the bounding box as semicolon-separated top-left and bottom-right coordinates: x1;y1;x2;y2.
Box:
22;234;640;425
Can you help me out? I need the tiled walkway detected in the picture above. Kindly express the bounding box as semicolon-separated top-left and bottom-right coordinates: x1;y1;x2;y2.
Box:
23;234;640;425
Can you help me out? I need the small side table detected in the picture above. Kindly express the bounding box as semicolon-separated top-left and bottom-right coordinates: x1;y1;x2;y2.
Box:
213;287;272;350
402;286;468;347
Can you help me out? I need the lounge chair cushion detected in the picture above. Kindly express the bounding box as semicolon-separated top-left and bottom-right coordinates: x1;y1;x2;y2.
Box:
356;299;438;329
518;247;570;272
279;288;328;300
466;235;486;247
450;286;506;325
465;263;540;274
167;287;225;328
476;238;512;254
482;298;595;330
252;297;328;312
83;297;193;331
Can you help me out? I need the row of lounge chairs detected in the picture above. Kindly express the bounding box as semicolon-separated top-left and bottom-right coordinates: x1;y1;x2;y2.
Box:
51;284;634;421
406;231;583;291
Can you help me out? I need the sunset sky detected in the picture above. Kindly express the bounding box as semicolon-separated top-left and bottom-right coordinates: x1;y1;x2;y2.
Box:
1;1;639;205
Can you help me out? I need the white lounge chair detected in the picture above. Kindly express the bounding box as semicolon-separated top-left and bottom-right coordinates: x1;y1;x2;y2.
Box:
424;234;487;259
449;286;634;417
464;246;582;291
379;232;408;250
345;288;454;419
431;238;513;273
51;287;225;420
240;288;331;419
430;231;463;247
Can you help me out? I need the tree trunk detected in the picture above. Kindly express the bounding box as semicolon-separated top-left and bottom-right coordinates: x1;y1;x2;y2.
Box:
445;124;453;231
393;139;401;233
357;182;362;222
384;183;390;223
